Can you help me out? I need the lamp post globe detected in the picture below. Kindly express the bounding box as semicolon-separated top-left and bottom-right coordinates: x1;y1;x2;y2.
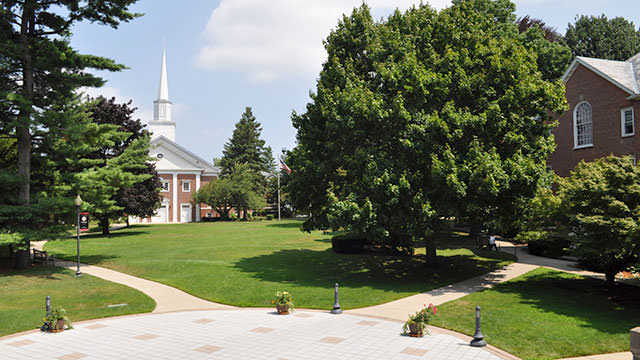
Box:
75;195;82;277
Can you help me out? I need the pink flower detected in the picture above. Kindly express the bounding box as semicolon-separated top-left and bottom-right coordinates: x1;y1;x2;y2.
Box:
434;306;437;315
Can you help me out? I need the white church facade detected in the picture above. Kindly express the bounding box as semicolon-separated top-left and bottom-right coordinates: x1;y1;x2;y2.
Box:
143;48;221;223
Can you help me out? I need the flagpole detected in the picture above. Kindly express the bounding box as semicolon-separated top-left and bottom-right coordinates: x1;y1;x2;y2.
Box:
277;156;281;221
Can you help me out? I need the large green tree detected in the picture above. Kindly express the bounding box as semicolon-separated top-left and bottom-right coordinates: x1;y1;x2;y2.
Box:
565;14;640;60
288;0;566;261
0;0;139;268
558;156;640;286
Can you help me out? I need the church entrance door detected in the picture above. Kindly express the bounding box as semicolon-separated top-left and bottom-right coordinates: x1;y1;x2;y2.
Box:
180;204;192;223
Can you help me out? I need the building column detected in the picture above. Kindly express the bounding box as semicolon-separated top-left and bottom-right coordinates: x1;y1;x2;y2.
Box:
195;173;201;222
172;173;178;222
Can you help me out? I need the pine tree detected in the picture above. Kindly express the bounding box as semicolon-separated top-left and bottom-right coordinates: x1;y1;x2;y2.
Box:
0;1;139;268
219;107;274;177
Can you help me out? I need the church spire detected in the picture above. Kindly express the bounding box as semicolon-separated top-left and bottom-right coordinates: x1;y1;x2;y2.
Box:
150;46;175;141
158;47;169;100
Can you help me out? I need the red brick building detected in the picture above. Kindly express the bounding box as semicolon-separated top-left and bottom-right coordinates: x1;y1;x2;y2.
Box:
549;54;640;177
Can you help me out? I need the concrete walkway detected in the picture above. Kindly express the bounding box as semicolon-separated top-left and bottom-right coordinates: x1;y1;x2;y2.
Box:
0;310;509;360
31;241;233;313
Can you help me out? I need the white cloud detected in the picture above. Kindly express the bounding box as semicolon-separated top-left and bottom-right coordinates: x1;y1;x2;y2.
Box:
196;0;451;82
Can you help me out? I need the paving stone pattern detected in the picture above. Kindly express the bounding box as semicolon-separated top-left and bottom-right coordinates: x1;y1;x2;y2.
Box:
0;310;502;360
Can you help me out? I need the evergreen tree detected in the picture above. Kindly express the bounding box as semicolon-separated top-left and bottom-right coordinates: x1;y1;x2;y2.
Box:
0;0;139;268
88;97;161;231
219;107;274;177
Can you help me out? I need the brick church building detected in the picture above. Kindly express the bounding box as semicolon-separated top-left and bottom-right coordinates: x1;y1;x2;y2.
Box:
549;53;640;177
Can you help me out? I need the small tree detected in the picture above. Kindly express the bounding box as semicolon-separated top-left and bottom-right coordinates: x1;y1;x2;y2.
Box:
194;178;235;220
194;163;266;220
558;156;640;286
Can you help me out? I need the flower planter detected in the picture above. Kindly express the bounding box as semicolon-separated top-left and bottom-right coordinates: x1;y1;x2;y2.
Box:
48;319;66;333
276;304;290;315
408;323;423;337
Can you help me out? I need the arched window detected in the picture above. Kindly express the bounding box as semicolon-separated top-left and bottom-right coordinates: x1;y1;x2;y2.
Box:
574;101;593;148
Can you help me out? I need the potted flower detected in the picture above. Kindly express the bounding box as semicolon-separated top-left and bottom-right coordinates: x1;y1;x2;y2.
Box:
272;291;294;314
44;306;72;333
402;303;436;337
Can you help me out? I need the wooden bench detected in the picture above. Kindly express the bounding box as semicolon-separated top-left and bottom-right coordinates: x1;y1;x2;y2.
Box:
32;249;56;267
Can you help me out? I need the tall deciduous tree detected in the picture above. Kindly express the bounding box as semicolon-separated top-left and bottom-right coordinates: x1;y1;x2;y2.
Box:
288;0;566;261
0;0;139;267
565;14;640;60
558;156;640;286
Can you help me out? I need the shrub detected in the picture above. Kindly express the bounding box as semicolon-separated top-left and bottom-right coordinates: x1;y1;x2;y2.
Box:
266;214;274;220
521;231;570;258
229;212;238;221
331;233;369;254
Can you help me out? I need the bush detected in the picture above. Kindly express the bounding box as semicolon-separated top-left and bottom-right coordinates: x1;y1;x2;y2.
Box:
266;214;274;220
331;233;369;254
518;230;569;258
229;212;238;221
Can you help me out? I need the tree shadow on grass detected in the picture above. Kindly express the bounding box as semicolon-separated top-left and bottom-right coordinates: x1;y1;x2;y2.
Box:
233;248;508;293
265;222;303;229
0;265;69;279
488;270;640;334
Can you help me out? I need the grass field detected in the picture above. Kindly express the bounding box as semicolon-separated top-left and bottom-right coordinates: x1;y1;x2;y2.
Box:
0;267;155;337
44;220;513;309
430;267;640;360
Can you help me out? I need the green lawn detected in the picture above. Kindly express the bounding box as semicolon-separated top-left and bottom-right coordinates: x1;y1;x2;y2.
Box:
45;220;513;309
0;267;155;337
430;267;640;360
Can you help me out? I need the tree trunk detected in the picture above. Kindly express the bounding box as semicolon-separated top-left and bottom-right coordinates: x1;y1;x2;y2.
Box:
424;233;438;266
14;1;35;270
100;218;110;236
14;248;31;269
470;222;480;244
126;217;130;227
605;270;616;288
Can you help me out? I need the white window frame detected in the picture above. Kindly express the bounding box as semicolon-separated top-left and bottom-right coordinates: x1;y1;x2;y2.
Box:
201;204;211;209
160;178;170;192
182;180;191;192
573;101;593;149
621;107;634;137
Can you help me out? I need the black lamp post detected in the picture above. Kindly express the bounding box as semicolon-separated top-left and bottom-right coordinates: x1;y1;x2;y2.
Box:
74;195;82;277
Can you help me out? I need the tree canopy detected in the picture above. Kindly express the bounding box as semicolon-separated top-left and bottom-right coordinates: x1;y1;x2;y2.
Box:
565;14;640;60
287;0;566;260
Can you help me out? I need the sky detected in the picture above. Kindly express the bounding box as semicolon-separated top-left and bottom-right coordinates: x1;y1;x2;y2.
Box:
72;0;640;164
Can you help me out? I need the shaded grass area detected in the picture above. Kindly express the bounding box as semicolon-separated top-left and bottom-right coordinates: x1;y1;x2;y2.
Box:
0;266;155;337
45;220;513;309
431;267;640;360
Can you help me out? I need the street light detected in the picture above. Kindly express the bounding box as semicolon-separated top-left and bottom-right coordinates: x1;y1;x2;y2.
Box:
74;194;82;277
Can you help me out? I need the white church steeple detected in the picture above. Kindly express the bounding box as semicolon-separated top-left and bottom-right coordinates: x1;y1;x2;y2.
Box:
149;46;176;141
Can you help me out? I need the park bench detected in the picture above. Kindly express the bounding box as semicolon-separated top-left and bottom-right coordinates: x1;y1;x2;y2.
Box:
32;248;56;267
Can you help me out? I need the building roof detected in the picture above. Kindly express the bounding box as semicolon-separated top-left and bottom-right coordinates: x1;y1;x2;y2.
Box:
562;54;640;97
150;135;220;176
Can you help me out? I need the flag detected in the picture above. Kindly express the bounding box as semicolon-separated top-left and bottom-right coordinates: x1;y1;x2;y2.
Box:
279;157;291;174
